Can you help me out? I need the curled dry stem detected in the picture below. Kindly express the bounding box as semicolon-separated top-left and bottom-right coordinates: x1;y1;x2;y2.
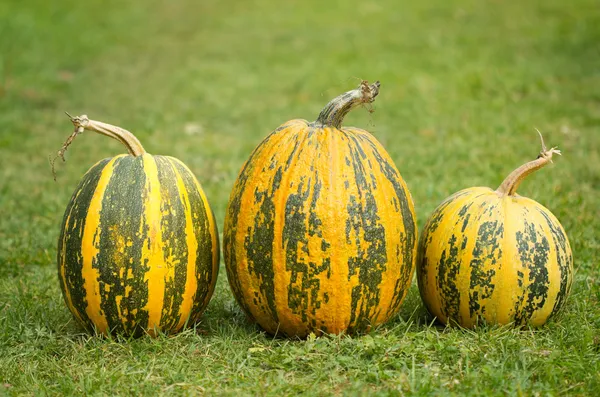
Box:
535;127;561;162
50;112;86;181
50;113;146;180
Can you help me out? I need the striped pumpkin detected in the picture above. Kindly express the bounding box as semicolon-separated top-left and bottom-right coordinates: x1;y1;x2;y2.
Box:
57;115;219;337
224;82;417;338
417;135;573;328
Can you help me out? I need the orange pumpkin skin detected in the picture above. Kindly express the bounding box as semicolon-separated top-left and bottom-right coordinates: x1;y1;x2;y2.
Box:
223;82;417;338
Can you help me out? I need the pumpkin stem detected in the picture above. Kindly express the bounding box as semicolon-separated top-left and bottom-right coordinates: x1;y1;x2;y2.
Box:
496;130;561;196
314;80;380;129
51;114;146;180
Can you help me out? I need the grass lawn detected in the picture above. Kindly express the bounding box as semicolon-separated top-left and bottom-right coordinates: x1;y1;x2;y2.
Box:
1;0;599;394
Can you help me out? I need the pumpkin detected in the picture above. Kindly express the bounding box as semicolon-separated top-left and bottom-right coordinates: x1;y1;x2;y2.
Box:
417;133;573;328
223;81;417;338
56;115;219;337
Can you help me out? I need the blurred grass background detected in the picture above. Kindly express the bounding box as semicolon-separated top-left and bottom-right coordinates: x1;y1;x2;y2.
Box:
1;0;599;394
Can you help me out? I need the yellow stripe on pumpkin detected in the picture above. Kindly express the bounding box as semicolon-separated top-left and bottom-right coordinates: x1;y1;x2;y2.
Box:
321;128;348;334
80;156;125;334
140;154;168;335
171;157;220;311
311;127;345;334
169;159;199;330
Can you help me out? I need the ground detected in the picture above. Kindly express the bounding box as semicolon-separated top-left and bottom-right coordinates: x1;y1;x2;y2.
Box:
0;0;599;395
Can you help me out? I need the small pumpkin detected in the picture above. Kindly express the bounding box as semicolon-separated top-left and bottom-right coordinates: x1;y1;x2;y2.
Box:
417;133;573;328
56;115;219;337
223;81;417;338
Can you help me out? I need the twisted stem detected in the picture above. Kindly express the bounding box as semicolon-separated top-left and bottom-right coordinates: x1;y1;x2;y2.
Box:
314;80;380;129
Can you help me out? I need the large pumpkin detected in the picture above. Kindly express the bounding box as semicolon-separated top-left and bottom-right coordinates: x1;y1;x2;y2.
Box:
417;134;573;328
224;82;417;338
56;115;219;337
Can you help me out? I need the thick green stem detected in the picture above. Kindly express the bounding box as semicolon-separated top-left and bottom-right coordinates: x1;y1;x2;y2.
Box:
496;132;561;196
314;80;380;129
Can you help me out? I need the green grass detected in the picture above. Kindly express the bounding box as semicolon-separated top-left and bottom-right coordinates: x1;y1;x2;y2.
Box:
1;0;599;394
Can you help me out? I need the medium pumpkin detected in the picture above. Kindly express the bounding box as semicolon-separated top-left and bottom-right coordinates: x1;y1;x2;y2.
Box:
417;134;573;328
224;81;417;338
56;115;219;337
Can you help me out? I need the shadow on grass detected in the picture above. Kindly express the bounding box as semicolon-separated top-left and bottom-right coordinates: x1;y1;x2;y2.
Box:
20;267;580;347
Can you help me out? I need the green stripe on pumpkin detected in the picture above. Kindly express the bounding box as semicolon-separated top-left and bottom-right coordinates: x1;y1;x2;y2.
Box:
96;155;149;336
169;158;218;322
58;157;114;331
154;155;189;332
